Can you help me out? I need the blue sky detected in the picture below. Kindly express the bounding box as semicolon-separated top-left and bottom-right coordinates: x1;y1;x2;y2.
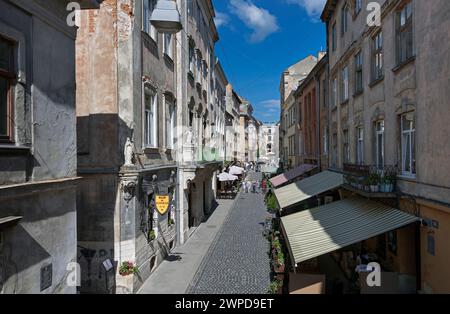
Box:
213;0;327;123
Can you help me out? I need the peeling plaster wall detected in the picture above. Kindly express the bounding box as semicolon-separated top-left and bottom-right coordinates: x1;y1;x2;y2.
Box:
0;0;78;294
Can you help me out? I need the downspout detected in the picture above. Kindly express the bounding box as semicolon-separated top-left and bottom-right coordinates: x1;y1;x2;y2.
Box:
175;0;188;246
415;220;422;292
315;74;321;172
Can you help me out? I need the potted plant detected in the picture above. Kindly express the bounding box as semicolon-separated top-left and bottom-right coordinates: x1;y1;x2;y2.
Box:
119;261;139;277
168;218;175;227
274;251;285;274
386;174;396;192
369;173;380;193
148;230;156;241
363;177;371;192
268;280;282;294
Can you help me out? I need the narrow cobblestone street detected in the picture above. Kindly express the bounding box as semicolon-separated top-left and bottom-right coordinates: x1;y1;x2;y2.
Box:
187;172;271;294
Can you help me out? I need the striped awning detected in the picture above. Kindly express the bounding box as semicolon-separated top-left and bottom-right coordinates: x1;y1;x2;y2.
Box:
281;197;420;265
270;164;317;188
274;171;344;209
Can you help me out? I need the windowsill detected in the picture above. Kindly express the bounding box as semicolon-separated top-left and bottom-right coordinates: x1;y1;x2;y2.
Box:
369;76;384;88
397;173;417;182
144;147;159;154
353;90;364;98
340;99;349;106
164;53;174;64
142;31;158;46
0;144;31;155
331;105;338;111
392;56;416;73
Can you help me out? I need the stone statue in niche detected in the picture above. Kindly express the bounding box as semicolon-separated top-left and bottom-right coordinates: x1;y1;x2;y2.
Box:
124;137;134;166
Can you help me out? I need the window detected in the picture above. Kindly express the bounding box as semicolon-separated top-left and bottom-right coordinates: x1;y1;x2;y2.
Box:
143;0;158;41
343;130;350;163
267;143;272;153
268;128;272;134
189;44;195;73
144;88;158;148
0;36;15;143
196;53;202;83
332;77;337;107
323;127;328;155
375;120;385;169
396;1;413;64
341;65;349;102
322;79;327;107
356;127;364;164
372;31;383;81
163;33;173;59
355;51;363;93
355;0;362;15
401;112;416;176
166;99;175;149
331;23;337;52
332;133;338;167
341;5;348;36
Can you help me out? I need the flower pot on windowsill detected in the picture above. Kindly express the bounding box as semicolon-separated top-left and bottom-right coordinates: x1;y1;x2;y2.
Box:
370;185;379;193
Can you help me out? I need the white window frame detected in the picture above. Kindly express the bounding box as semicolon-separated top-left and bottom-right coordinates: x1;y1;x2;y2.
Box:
163;33;173;59
343;129;350;164
341;65;349;102
323;127;328;155
332;77;337;107
166;98;176;149
375;120;385;169
143;0;158;41
401;112;416;176
356;127;364;164
144;87;158;148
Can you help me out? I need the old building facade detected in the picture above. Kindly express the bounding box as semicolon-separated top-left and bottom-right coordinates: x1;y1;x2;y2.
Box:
225;84;241;162
0;0;100;293
76;0;185;293
321;0;450;293
279;55;318;170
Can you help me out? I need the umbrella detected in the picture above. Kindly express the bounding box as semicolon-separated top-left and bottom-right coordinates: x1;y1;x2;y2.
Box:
229;166;245;175
218;172;239;182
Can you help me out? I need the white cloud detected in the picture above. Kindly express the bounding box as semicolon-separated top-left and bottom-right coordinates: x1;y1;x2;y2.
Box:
286;0;327;19
215;12;230;28
260;99;280;109
228;0;279;43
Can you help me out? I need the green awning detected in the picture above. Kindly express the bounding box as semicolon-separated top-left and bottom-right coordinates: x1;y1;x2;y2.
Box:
281;197;419;266
274;171;343;209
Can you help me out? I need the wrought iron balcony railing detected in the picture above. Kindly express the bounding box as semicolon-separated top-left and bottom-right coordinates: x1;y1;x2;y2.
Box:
343;163;398;194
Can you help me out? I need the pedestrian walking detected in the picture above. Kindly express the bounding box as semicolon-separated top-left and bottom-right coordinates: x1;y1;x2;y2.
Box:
247;181;252;193
256;180;260;193
252;181;257;193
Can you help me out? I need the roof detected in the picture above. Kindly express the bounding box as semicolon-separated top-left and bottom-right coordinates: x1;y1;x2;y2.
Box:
270;164;318;188
281;197;420;265
274;171;344;209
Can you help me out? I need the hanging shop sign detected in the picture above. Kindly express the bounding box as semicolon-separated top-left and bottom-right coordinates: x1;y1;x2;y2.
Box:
155;195;170;215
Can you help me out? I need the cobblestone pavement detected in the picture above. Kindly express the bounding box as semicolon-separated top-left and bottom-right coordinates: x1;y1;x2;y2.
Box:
187;172;271;294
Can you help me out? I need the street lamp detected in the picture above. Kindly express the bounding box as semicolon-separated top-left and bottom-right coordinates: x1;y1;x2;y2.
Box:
150;0;183;34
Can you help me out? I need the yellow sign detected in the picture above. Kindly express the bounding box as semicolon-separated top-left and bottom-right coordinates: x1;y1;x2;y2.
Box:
155;195;170;215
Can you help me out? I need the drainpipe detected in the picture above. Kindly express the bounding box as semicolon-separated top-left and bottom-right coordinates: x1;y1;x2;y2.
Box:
415;220;422;292
315;74;321;172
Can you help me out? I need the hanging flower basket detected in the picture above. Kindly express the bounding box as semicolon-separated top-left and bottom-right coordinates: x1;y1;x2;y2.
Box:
119;261;139;277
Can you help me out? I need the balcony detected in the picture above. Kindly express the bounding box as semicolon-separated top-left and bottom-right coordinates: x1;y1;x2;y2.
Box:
342;164;398;198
